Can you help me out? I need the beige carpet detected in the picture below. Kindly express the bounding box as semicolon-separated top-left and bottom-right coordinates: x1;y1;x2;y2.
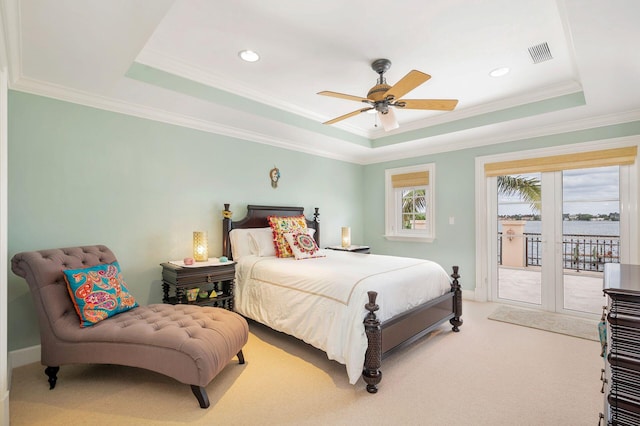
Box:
488;305;600;341
9;301;603;425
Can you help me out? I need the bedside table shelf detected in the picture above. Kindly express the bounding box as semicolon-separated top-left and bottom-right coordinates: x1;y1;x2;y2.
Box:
160;261;236;311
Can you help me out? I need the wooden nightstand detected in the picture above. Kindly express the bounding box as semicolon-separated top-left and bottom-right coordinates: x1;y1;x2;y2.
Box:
160;261;236;311
325;245;371;254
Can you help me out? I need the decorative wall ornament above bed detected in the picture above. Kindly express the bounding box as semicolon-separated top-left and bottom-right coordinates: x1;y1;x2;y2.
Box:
269;166;280;189
222;204;462;393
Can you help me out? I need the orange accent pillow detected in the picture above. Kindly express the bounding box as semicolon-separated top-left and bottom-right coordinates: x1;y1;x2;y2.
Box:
267;215;308;258
62;262;138;327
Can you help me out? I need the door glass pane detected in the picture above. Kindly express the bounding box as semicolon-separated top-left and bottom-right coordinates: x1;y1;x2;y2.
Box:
562;166;619;314
497;173;542;305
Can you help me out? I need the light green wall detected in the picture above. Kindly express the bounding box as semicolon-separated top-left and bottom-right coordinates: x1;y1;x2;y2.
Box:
7;91;364;351
362;121;640;291
8;89;640;352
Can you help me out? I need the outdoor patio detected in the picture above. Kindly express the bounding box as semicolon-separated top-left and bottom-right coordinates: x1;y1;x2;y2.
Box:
498;266;605;315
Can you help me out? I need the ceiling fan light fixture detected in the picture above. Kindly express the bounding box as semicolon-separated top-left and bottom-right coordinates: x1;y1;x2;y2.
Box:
489;67;510;77
238;50;260;62
378;108;399;131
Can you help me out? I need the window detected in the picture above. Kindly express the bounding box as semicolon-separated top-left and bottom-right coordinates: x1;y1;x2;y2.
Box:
384;163;435;242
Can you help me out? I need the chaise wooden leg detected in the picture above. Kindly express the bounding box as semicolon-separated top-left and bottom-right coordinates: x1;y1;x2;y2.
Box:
191;385;210;409
44;366;60;390
190;351;244;408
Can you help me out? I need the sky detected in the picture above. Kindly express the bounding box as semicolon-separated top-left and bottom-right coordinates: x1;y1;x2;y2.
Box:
498;165;620;216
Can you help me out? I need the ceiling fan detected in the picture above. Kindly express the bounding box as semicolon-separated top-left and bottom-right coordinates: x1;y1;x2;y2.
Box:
318;58;458;131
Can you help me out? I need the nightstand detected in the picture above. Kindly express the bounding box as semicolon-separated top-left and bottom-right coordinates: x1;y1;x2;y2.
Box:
160;260;236;311
325;245;371;254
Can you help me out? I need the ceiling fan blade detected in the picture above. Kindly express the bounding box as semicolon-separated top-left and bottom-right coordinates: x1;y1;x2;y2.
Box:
323;107;373;125
378;108;399;131
383;70;431;101
317;91;371;103
394;99;459;111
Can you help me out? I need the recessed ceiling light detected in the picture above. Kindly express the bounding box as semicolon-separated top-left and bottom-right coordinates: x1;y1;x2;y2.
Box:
489;67;510;78
238;50;260;62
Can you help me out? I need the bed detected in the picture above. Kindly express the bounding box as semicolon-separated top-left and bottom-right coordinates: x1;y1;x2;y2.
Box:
221;204;462;392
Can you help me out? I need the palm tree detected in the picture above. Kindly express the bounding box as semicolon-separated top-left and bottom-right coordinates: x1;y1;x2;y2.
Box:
497;175;541;213
402;189;426;229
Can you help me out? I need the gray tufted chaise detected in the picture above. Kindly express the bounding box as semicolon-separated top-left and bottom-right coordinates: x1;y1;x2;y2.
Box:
11;245;249;408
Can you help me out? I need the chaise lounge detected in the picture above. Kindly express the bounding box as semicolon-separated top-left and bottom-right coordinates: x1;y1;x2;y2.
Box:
11;245;248;408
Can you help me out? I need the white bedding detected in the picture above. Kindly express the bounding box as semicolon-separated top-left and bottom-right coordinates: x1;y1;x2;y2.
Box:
234;249;452;384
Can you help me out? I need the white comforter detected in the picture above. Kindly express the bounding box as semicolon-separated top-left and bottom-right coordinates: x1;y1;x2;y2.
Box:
234;250;452;384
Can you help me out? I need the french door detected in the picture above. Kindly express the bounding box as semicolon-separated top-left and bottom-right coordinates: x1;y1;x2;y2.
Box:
484;144;637;317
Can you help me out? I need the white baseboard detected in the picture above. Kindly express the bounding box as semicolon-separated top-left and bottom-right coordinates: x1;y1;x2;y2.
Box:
0;390;8;426
9;344;40;369
462;288;476;300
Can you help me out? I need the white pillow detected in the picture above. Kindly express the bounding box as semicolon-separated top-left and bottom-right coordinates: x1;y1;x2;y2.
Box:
249;228;276;257
230;227;317;259
229;228;257;260
283;230;325;260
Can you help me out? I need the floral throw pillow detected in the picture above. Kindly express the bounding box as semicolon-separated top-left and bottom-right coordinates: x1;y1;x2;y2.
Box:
284;231;325;260
267;215;308;258
63;262;138;327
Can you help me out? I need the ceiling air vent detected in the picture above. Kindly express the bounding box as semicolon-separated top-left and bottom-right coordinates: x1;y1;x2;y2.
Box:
528;42;553;64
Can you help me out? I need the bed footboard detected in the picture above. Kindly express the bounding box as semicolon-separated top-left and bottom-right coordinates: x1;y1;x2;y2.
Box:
362;265;462;393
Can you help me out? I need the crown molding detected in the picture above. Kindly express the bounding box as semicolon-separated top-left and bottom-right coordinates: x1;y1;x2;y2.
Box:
136;49;587;143
10;73;640;166
359;108;640;164
1;0;20;84
9;63;640;165
136;48;372;139
10;76;362;163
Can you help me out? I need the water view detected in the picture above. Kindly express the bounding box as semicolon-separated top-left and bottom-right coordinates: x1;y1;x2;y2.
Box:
498;220;619;236
497;219;620;272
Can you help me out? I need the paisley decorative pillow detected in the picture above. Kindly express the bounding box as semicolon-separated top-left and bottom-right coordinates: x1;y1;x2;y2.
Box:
284;231;325;260
63;262;138;327
267;215;308;258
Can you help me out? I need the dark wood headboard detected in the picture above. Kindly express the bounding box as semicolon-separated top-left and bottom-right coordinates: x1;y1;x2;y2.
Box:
222;204;320;260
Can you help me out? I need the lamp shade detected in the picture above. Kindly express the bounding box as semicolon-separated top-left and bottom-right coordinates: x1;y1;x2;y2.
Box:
193;231;209;262
341;227;351;248
378;108;399;131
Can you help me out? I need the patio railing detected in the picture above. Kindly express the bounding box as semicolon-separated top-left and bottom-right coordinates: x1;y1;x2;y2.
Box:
498;232;620;272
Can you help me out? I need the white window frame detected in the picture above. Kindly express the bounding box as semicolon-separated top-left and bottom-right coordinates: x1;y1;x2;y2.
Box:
384;163;435;242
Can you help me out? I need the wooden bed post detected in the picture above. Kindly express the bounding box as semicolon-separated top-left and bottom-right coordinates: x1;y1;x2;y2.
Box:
313;207;320;246
222;204;233;259
363;291;382;393
450;265;463;332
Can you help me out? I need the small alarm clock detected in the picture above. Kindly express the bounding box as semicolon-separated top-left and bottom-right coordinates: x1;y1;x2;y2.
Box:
219;256;228;263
